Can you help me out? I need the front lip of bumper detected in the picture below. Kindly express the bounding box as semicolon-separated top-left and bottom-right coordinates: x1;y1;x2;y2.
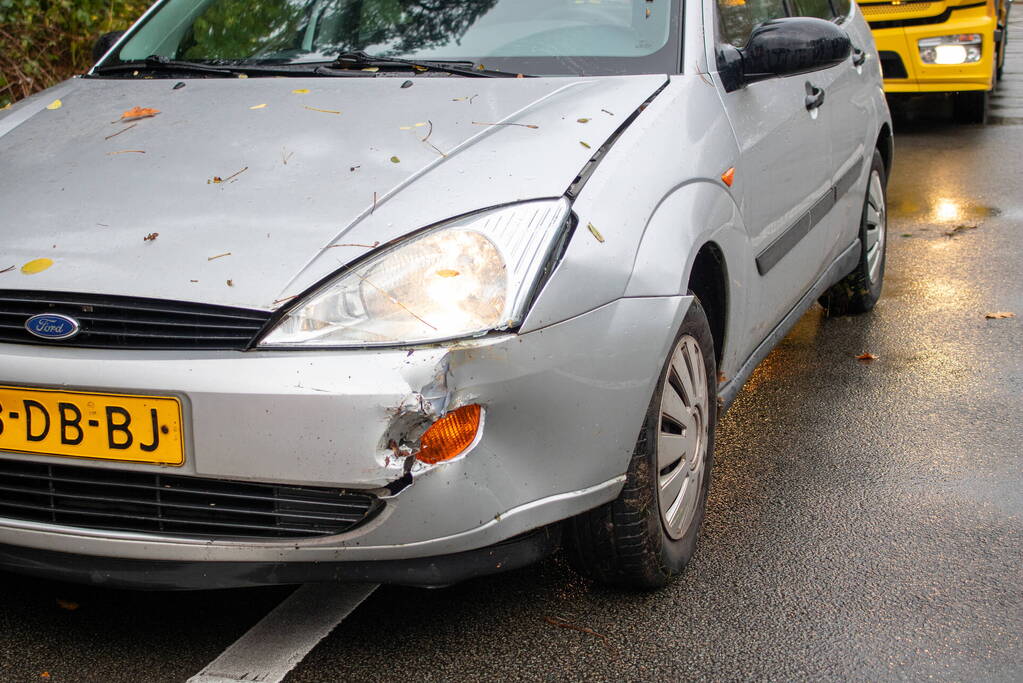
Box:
0;295;692;566
0;524;564;590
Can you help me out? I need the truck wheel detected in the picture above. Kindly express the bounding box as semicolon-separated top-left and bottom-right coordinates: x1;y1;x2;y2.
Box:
564;297;716;589
820;150;887;316
953;90;988;124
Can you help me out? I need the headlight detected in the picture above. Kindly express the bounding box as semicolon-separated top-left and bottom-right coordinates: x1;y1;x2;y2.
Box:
918;34;982;65
259;199;573;347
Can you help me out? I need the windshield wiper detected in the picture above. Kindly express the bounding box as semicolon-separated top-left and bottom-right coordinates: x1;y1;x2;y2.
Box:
324;50;526;78
92;55;240;77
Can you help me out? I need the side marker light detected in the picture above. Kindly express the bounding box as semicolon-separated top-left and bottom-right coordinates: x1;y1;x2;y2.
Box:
416;405;483;465
721;167;736;187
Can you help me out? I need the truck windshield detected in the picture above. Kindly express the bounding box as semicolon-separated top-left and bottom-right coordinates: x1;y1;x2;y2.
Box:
102;0;681;76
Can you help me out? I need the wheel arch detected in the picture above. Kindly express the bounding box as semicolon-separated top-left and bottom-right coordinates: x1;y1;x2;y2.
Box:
687;242;728;367
876;123;893;179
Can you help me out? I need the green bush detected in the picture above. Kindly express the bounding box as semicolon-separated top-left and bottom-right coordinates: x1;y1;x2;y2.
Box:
0;0;151;108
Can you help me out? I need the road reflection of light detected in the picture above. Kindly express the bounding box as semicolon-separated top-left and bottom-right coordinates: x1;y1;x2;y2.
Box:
933;199;962;222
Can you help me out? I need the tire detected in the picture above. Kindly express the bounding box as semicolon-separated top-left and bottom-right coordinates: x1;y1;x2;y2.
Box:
564;296;717;589
953;90;988;125
819;149;888;316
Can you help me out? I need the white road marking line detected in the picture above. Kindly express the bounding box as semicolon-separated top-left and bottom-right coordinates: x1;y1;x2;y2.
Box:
187;583;379;683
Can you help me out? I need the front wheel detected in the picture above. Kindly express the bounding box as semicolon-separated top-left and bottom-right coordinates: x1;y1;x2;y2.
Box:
564;297;716;589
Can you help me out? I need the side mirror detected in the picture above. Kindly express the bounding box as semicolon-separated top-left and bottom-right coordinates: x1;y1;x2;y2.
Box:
93;31;126;64
741;18;851;82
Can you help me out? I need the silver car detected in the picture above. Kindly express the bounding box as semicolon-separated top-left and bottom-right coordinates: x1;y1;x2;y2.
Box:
0;0;891;589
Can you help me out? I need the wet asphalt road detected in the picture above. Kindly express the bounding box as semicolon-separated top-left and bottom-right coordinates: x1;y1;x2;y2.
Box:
3;58;1023;683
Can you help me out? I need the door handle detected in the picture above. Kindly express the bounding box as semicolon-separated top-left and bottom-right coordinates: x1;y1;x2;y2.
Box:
805;82;825;111
852;48;867;67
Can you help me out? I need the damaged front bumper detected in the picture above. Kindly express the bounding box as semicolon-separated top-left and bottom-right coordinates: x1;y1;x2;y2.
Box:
0;295;691;587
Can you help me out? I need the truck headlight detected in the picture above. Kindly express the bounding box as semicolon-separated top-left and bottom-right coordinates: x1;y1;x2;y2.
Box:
258;199;572;347
918;34;982;65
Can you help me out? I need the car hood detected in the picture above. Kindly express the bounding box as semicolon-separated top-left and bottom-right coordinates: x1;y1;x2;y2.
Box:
0;74;665;310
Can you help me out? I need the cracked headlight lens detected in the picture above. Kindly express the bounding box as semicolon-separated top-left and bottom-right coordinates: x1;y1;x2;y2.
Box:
259;199;572;347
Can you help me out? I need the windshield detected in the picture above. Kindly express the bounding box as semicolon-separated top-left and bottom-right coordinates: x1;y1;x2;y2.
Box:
102;0;681;76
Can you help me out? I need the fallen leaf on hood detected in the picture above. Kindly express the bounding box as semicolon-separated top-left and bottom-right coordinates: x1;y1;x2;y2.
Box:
120;106;160;122
472;121;539;129
173;82;186;90
1;102;11;111
292;89;310;94
143;232;159;242
436;269;460;278
1;265;14;274
208;167;248;184
250;103;268;110
855;352;878;362
327;241;380;249
601;109;615;116
401;80;413;89
208;252;231;261
104;123;137;140
56;599;79;611
273;295;298;306
390;156;401;163
587;222;605;243
304;105;341;114
21;258;53;275
985;312;1015;319
46;99;63;110
282;148;294;165
577;118;591;123
107;150;146;155
580;141;591;149
226;279;234;287
361;67;380;72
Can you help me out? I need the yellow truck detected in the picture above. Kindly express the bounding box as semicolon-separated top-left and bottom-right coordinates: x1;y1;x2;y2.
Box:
863;0;1012;122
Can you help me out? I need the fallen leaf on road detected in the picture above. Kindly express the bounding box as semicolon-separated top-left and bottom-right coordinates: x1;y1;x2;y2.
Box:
56;599;79;611
104;123;137;140
143;232;159;242
587;222;605;243
21;258;53;275
945;224;978;237
120;106;160;122
544;616;608;642
855;352;878;362
46;99;62;110
985;312;1015;319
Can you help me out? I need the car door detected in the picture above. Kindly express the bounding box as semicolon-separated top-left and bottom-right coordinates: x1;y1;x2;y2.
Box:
791;0;874;265
711;0;839;346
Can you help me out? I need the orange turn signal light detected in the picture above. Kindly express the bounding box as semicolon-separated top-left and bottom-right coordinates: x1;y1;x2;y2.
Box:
416;404;483;465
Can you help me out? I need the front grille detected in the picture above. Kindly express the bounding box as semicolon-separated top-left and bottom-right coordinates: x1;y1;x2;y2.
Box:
0;291;272;350
0;459;382;539
879;51;909;79
860;1;934;17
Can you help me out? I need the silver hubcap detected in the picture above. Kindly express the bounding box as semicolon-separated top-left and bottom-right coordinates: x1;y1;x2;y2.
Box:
864;170;886;285
656;335;709;540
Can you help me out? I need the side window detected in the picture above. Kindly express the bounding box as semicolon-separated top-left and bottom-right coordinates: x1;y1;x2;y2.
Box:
792;0;836;19
716;0;789;47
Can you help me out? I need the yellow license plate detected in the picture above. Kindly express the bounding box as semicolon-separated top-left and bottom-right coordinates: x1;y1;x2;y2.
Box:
0;386;184;466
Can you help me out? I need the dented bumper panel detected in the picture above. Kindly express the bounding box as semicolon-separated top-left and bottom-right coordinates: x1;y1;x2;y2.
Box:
0;295;691;563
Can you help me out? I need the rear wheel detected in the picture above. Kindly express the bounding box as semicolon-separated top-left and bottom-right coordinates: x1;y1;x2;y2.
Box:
564;297;716;589
820;150;887;316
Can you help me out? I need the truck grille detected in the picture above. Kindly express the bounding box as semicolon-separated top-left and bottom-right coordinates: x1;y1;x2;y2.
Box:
0;459;381;539
0;291;271;350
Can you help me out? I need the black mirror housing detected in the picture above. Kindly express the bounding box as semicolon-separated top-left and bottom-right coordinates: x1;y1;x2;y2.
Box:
93;31;126;64
739;17;852;84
